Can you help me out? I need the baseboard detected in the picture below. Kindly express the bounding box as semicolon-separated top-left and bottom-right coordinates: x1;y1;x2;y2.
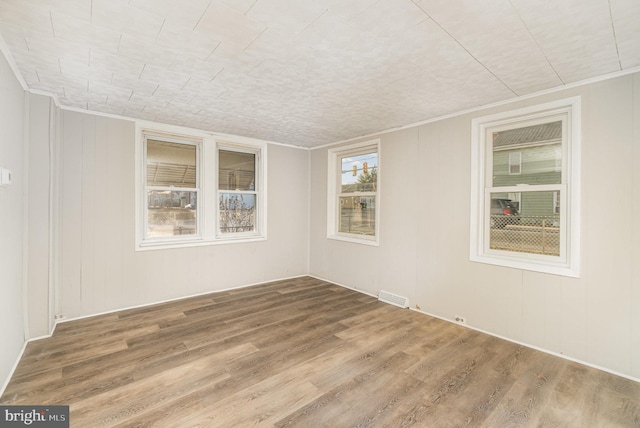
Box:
0;340;27;398
307;274;378;299
309;274;640;384
54;274;310;326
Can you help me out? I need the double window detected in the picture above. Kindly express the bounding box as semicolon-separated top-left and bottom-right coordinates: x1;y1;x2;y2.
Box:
470;98;581;277
327;140;380;245
137;127;266;249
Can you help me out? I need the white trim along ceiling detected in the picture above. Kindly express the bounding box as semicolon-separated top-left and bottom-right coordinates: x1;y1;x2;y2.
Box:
0;0;639;148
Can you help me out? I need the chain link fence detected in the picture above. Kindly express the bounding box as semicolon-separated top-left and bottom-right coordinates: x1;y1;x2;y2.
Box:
490;215;560;256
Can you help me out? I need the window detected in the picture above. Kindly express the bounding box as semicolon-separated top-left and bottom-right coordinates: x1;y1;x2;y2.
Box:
217;146;260;236
144;136;200;240
508;152;521;175
136;125;266;250
470;98;580;277
327;140;380;245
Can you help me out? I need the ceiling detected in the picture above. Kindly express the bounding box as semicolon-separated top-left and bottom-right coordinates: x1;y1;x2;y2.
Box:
0;0;638;148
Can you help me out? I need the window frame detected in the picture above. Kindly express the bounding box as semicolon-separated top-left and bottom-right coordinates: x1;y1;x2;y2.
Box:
327;139;381;246
508;151;522;175
469;97;581;277
135;122;267;250
143;134;202;244
216;142;263;240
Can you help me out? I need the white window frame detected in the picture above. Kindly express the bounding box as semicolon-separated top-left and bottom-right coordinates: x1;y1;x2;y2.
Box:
135;121;267;250
327;139;380;246
142;133;202;244
508;152;522;175
470;97;581;277
216;142;264;240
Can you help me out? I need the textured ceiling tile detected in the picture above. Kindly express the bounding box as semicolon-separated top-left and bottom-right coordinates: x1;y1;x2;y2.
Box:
51;11;121;54
117;34;177;67
349;0;426;39
110;74;158;97
194;1;267;50
246;0;328;34
156;21;222;61
139;64;191;90
90;50;146;77
49;0;91;21
129;0;211;29
91;0;164;40
413;0;562;95
1;0;638;147
31;70;67;95
610;0;640;68
511;0;620;82
218;0;258;16
0;0;54;37
169;54;225;83
315;0;382;21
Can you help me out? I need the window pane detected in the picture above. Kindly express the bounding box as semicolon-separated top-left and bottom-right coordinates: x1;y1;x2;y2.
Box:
146;140;196;188
219;150;255;191
492;121;561;186
341;152;378;193
147;190;197;237
219;193;256;233
338;196;375;236
489;192;560;256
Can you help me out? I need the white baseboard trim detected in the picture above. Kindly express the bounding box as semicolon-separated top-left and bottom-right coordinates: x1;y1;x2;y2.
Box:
1;274;309;397
409;306;640;384
0;340;27;398
307;275;378;299
310;274;640;384
54;274;309;326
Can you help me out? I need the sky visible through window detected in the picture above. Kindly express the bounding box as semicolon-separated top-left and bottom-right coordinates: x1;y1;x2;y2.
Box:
341;152;378;185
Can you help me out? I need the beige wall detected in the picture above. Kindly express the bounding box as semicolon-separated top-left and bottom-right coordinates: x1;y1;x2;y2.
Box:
26;94;55;338
0;52;26;388
57;111;310;319
309;73;640;380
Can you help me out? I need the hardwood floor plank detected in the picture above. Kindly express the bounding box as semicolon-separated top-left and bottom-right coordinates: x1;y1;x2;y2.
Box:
2;276;638;427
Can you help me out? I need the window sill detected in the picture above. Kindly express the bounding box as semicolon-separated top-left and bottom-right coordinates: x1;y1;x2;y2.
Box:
327;234;379;247
137;235;267;251
470;252;579;278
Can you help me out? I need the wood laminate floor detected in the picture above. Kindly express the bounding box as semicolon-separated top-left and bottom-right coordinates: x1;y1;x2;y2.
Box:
2;276;639;427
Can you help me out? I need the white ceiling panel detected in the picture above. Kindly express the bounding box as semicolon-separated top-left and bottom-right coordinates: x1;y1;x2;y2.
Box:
412;0;562;95
610;0;640;68
129;0;212;29
0;0;638;147
246;0;327;34
510;0;620;82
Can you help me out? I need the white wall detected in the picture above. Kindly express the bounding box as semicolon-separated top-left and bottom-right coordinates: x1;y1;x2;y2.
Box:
0;51;26;388
57;111;309;319
309;73;640;380
26;94;54;338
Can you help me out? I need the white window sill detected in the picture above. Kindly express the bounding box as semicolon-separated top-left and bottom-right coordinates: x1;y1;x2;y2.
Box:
328;234;379;247
470;253;579;278
137;235;266;251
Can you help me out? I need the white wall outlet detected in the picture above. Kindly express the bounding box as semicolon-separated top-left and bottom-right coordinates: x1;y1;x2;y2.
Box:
454;315;466;325
0;168;12;185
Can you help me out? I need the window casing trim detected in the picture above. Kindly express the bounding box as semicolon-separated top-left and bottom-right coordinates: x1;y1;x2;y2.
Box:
327;139;381;246
215;142;264;239
469;97;581;277
135;122;267;251
143;134;202;243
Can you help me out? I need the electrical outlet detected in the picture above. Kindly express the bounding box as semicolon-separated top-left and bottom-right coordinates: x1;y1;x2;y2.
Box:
0;168;12;186
454;315;466;325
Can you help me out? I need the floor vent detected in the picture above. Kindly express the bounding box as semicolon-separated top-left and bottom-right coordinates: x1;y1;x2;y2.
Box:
378;290;409;308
